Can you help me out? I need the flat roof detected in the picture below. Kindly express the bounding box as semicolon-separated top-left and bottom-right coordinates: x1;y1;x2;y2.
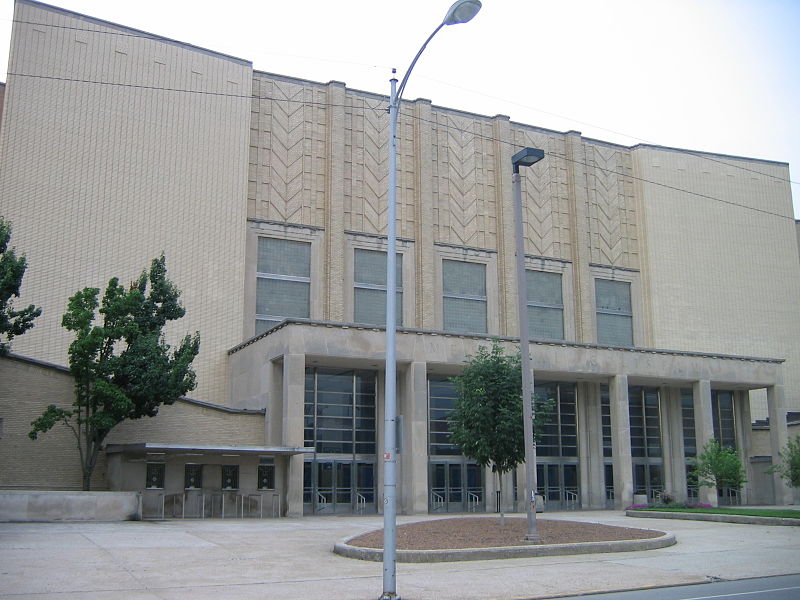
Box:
106;443;314;456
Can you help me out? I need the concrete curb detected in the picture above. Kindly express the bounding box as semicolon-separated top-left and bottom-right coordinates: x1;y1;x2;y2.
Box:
626;510;800;526
334;530;676;563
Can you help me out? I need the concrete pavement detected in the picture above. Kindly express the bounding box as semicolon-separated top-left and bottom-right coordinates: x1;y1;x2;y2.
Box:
0;510;797;600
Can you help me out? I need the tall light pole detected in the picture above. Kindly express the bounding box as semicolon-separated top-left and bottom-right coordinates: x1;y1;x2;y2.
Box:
511;147;545;542
381;2;481;599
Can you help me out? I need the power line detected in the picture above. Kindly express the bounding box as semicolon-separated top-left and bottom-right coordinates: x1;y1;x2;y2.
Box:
3;71;796;222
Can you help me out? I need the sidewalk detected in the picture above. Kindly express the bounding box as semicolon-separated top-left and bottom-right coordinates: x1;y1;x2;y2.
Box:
0;510;797;600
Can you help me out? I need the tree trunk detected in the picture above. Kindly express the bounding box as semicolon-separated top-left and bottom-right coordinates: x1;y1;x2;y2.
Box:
498;469;505;527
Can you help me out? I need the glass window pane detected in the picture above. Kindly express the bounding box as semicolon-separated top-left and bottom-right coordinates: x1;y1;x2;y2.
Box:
527;271;562;305
354;288;403;326
528;305;564;340
258;237;310;277
597;313;633;346
443;260;486;297
257;278;310;319
354;249;402;287
595;279;632;313
443;297;487;333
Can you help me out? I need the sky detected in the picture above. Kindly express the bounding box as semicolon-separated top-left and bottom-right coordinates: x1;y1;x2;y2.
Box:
1;0;799;216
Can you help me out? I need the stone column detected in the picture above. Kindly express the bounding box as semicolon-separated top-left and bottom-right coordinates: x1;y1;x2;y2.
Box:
413;99;435;329
734;390;753;505
401;361;429;514
767;385;793;505
661;386;686;502
323;80;346;321
579;382;605;508
692;379;717;506
282;354;306;517
609;374;633;509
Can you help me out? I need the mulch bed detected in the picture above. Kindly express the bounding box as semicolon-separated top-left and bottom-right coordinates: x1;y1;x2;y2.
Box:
348;517;665;550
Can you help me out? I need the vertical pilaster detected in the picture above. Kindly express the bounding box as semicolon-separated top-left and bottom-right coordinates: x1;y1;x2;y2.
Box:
579;382;605;509
564;132;594;343
324;81;346;321
693;379;717;506
609;374;633;509
767;385;792;505
661;386;684;501
401;361;429;514
413;100;435;329
282;353;306;517
492;115;516;336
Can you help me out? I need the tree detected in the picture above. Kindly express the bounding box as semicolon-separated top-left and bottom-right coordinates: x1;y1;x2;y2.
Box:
0;217;42;355
449;343;553;522
768;435;800;489
690;439;746;498
29;256;200;490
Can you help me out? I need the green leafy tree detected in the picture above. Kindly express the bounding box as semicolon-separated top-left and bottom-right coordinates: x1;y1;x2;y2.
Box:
690;439;746;495
768;435;800;489
29;256;200;490
449;343;553;521
0;217;42;355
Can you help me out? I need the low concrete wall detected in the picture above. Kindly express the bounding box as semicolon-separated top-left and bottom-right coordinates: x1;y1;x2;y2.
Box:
0;490;142;522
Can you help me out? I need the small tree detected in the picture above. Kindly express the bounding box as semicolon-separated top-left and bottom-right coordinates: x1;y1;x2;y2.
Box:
449;343;553;522
768;435;800;489
690;439;746;499
29;256;200;490
0;217;42;355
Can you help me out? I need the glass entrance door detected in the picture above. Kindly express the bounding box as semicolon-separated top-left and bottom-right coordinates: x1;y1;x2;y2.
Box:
536;462;580;510
304;459;375;514
429;461;484;513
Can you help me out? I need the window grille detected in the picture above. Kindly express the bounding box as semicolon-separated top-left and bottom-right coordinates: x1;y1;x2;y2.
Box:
146;462;165;489
184;463;203;489
221;465;239;490
258;460;275;490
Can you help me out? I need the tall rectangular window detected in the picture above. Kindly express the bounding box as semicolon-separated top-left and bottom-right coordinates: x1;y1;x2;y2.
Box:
221;465;239;490
595;279;633;346
428;378;461;456
600;385;612;458
146;463;165;489
256;237;311;335
527;270;564;340
184;464;203;489
712;390;736;449
442;260;486;334
629;387;662;458
353;249;402;326
534;382;577;457
681;389;696;457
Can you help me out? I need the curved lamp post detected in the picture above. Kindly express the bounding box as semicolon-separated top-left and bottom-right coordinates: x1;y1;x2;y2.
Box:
381;2;481;599
512;147;545;542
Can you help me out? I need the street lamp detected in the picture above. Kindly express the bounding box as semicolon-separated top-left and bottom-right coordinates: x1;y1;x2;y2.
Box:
511;147;545;542
382;2;481;599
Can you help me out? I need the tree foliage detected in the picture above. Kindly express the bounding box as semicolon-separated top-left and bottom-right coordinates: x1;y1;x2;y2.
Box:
768;435;800;489
690;439;746;492
29;256;200;490
0;217;42;355
449;343;553;516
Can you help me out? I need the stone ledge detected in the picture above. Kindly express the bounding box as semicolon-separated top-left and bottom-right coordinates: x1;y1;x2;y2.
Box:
626;510;800;526
334;531;675;563
0;490;142;522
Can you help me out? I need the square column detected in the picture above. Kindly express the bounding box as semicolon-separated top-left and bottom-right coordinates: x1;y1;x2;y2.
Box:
662;387;687;502
609;375;633;509
692;379;717;506
400;362;429;514
282;354;306;517
734;390;753;505
767;385;793;505
579;382;605;509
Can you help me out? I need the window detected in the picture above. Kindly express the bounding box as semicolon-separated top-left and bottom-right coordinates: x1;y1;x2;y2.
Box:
600;385;612;458
526;270;564;340
258;459;275;490
256;237;311;335
629;387;661;458
712;390;736;449
595;279;633;346
184;464;203;489
304;368;376;455
221;465;239;490
428;378;461;456
145;463;165;489
681;389;696;457
534;382;577;457
442;260;486;334
354;248;402;326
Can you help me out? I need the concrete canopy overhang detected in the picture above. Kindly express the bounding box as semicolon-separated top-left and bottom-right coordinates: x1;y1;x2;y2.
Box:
229;319;784;400
106;443;314;458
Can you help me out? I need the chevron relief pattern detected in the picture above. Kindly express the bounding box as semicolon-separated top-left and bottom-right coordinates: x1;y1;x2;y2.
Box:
514;130;572;260
344;97;389;235
249;79;327;226
434;115;493;248
586;145;638;268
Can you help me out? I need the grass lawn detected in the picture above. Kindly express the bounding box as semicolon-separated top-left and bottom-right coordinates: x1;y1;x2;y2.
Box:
633;507;800;519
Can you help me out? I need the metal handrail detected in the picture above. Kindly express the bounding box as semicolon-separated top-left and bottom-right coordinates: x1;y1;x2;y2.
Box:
431;491;445;512
564;489;579;510
356;493;367;514
467;492;480;512
316;492;329;513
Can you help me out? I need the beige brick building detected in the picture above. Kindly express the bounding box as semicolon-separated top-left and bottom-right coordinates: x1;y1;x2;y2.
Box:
1;0;797;517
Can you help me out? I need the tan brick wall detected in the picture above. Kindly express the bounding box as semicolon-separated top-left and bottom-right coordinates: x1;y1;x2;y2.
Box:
0;1;253;404
0;356;106;490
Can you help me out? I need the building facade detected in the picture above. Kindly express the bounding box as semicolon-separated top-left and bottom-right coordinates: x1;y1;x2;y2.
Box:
1;0;797;517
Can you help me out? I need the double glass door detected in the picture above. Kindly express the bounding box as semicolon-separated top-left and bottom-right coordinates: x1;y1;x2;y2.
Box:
304;459;375;514
536;463;579;510
429;461;484;513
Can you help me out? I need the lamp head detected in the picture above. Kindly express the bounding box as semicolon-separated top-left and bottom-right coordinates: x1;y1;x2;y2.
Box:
443;0;482;25
512;147;545;172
